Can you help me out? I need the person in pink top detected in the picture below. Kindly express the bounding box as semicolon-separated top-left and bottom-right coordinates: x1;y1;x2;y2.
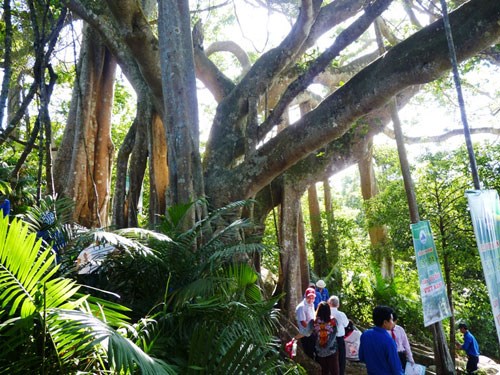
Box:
388;311;414;370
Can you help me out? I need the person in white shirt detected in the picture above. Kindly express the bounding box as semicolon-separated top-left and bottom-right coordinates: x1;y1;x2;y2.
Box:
328;295;349;375
295;287;317;358
388;311;414;370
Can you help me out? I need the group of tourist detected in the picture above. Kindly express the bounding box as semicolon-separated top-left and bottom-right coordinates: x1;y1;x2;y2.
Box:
294;281;480;375
294;280;351;375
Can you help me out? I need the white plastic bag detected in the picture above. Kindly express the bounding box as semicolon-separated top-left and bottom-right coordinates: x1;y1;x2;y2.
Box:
405;362;426;375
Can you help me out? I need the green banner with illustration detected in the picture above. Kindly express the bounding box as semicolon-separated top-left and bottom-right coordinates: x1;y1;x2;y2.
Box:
466;190;500;345
410;220;451;327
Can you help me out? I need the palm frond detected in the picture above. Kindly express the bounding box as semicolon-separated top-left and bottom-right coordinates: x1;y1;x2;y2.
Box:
20;195;74;233
176;200;254;240
90;230;157;258
0;216;80;319
187;327;279;375
0;215;172;374
115;227;174;244
49;308;177;375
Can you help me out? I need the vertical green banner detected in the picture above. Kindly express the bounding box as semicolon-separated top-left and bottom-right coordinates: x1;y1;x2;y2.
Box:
410;220;451;327
465;190;500;345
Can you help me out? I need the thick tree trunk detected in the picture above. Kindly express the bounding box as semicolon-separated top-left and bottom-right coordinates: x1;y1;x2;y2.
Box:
54;24;116;228
158;0;204;229
357;137;394;279
278;178;306;321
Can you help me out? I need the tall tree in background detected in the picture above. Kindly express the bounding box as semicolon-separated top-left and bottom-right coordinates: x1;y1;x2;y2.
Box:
358;137;394;279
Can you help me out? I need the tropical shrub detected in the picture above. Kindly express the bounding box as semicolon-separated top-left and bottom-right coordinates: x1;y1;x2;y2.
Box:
66;200;303;374
0;215;174;374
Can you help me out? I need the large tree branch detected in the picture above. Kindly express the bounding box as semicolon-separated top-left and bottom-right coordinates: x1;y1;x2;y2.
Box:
258;0;393;140
303;0;366;51
206;0;500;202
254;86;419;218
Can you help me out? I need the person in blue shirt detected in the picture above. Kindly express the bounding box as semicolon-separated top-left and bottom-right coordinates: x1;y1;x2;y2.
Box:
0;198;10;217
456;323;480;374
314;279;330;309
359;305;403;375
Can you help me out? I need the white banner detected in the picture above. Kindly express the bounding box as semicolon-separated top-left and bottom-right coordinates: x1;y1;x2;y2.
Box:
466;190;500;345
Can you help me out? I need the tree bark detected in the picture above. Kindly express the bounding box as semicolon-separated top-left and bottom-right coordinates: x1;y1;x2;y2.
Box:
54;24;116;227
278;178;306;321
148;112;168;227
308;183;328;277
157;0;203;229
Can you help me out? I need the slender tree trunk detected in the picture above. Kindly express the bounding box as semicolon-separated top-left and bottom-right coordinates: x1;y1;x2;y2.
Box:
113;122;136;228
391;101;455;374
113;91;159;229
436;195;456;362
54;24;116;228
126;100;149;227
323;179;342;289
308;183;328;276
298;206;309;292
358;137;394;279
0;0;12;129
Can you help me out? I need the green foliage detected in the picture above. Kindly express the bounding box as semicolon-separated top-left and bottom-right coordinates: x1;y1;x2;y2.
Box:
0;215;172;374
336;142;500;357
67;200;297;373
370;143;500;357
261;209;281;276
0;158;37;215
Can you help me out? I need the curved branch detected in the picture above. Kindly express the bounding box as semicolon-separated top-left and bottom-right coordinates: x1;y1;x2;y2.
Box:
205;41;251;73
303;0;366;51
194;47;235;102
383;126;500;144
